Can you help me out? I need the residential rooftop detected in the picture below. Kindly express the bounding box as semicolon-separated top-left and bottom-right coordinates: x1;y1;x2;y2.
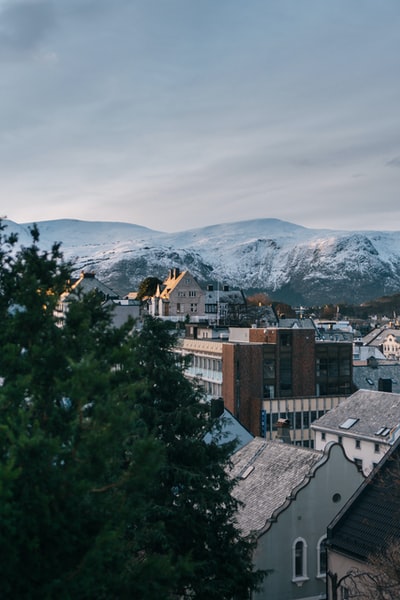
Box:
312;389;400;442
230;438;324;537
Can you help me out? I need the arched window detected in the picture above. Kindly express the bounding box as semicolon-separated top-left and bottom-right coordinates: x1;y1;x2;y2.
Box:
292;537;308;582
317;535;327;577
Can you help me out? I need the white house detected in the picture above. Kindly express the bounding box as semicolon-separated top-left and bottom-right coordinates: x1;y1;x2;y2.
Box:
312;389;400;475
382;331;400;360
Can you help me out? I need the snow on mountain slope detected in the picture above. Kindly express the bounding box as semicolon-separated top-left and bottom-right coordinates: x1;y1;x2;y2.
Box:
3;218;400;305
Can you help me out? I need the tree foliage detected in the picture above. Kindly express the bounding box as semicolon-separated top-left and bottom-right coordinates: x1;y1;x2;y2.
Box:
136;276;162;300
0;221;262;599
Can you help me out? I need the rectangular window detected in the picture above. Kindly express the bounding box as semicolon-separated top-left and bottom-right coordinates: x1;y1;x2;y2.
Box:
354;458;363;471
205;304;217;313
321;432;326;441
338;436;343;445
355;439;361;449
374;443;380;453
188;290;196;297
190;303;197;313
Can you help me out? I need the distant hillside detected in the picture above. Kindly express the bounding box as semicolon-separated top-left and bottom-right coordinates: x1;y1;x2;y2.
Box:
4;218;400;306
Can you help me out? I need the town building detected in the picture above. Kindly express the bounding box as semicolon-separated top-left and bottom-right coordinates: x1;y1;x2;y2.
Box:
312;389;400;475
178;322;353;444
230;438;364;600
148;268;205;319
326;436;400;599
55;271;141;327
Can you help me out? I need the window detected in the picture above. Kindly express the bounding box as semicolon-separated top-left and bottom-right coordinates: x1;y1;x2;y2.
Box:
340;418;358;430
190;303;197;313
317;536;327;577
354;458;363;471
355;439;361;449
338;436;343;445
292;538;308;581
321;432;326;441
188;290;197;297
374;443;380;453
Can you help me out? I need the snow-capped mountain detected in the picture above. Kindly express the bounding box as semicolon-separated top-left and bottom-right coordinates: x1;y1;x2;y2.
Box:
4;218;400;306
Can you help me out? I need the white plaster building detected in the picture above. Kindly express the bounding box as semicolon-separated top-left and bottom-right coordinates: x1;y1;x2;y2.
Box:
312;389;400;475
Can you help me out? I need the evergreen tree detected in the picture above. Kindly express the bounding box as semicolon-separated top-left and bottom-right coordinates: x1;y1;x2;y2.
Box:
136;276;162;300
0;222;262;599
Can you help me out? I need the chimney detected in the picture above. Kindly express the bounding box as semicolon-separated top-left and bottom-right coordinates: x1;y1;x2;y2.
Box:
275;418;291;444
210;397;225;419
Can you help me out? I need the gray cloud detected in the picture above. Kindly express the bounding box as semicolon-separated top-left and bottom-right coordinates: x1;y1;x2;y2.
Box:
386;157;400;168
0;0;56;59
1;0;400;231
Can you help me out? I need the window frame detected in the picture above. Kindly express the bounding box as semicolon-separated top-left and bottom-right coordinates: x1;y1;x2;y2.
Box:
292;537;308;583
316;535;327;578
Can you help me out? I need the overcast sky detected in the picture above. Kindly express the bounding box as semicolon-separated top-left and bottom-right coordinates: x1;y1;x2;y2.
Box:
1;0;400;232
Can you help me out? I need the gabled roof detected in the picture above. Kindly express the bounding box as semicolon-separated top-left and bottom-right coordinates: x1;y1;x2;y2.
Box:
327;436;400;560
362;327;400;347
159;270;200;299
63;272;120;301
311;390;400;442
230;438;326;537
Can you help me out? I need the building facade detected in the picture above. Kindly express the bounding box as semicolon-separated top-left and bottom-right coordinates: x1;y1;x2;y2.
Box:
178;323;353;444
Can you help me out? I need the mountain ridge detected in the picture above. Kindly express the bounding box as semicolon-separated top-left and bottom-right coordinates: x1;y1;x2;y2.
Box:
4;218;400;306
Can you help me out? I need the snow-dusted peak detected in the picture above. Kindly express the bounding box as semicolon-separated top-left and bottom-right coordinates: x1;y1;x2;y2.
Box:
3;217;400;305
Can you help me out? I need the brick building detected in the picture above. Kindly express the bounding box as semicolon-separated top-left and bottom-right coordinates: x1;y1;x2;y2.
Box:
179;322;353;444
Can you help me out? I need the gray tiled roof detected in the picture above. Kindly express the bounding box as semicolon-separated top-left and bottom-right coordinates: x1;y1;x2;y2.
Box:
362;327;399;347
278;318;316;329
353;363;400;394
328;437;400;560
230;438;323;537
311;389;400;440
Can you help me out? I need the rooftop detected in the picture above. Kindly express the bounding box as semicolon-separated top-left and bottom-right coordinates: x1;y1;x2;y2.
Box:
328;437;400;560
312;389;400;442
230;438;323;537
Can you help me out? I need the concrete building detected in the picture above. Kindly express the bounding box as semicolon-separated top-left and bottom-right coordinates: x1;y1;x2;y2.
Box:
178;322;353;444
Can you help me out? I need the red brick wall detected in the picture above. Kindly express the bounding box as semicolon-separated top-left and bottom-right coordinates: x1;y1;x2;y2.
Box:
222;343;264;436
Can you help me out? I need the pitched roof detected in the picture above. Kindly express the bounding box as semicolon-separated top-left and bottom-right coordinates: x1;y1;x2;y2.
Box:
230;438;324;537
311;390;400;442
63;272;120;301
327;437;400;560
362;327;399;347
159;270;200;298
353;362;400;394
204;408;253;451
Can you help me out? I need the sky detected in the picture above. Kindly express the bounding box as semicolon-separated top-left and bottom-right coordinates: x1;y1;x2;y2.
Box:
1;0;400;233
